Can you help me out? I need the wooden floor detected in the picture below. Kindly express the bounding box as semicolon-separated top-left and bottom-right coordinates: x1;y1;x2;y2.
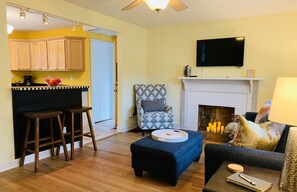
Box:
0;131;219;192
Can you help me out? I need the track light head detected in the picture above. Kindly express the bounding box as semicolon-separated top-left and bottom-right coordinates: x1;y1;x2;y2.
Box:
42;14;48;25
19;8;26;19
72;22;76;31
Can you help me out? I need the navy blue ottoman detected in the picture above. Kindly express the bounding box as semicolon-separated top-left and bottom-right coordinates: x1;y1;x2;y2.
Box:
130;130;203;186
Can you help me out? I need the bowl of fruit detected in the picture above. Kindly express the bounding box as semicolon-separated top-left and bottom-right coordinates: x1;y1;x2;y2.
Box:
45;78;62;87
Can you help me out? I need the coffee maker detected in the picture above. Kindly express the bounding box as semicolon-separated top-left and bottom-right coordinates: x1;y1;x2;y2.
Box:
23;76;33;86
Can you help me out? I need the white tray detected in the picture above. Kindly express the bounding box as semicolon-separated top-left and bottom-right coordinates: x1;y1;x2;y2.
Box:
151;129;188;143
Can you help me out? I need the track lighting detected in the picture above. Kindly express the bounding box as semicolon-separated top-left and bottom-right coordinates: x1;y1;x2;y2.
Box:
11;5;82;30
42;14;48;25
19;8;26;19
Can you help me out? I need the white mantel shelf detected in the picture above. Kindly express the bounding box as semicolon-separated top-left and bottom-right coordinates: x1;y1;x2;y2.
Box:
178;77;263;93
178;76;263;80
179;76;263;131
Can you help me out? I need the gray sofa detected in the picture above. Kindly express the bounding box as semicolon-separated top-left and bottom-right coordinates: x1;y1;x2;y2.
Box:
204;112;290;184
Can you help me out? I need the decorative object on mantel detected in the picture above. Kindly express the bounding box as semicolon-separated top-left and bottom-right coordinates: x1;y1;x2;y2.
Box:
183;65;191;77
246;69;255;77
269;77;297;191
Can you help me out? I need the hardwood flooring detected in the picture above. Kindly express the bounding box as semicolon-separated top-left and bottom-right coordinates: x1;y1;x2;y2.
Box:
0;132;219;192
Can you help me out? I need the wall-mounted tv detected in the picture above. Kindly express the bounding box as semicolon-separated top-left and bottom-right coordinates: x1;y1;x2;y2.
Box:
196;37;245;67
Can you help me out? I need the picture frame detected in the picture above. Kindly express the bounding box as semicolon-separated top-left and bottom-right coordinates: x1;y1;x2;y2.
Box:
246;69;255;77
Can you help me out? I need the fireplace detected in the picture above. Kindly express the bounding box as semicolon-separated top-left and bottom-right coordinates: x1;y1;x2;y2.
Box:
179;77;262;131
198;105;235;131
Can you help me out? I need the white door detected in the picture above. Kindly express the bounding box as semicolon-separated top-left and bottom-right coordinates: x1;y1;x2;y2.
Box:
91;39;115;123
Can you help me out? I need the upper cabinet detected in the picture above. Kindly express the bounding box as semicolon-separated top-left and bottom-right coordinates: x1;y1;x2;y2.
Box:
9;36;86;71
30;40;48;70
47;39;66;70
65;37;85;71
9;40;31;70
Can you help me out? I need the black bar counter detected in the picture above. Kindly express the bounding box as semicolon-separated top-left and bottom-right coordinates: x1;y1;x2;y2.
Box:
12;85;89;159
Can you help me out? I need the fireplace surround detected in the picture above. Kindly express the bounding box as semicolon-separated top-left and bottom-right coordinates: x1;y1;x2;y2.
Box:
179;77;263;131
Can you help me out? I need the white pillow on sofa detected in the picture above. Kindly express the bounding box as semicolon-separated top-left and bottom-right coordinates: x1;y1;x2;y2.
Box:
230;115;285;151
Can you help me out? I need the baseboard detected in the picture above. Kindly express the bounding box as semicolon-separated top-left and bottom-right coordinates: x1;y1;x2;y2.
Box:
0;142;79;173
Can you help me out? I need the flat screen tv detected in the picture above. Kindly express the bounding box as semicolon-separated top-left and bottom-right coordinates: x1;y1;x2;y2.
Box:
196;37;245;67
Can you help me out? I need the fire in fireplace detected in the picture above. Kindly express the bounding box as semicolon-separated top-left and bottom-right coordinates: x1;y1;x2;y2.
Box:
198;105;235;132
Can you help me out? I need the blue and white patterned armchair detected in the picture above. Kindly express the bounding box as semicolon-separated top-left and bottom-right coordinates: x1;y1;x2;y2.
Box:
135;84;174;132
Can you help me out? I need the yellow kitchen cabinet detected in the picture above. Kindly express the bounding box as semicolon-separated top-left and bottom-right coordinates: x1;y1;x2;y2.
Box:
47;39;66;70
9;40;31;70
30;40;48;70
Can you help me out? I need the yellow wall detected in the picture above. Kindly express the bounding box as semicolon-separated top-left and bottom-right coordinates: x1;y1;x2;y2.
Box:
0;0;147;164
147;12;297;124
0;1;15;164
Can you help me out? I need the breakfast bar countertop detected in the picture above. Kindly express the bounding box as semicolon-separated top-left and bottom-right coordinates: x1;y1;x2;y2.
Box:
11;85;89;91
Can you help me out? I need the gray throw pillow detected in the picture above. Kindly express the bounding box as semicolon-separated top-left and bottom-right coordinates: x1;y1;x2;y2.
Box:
141;98;165;113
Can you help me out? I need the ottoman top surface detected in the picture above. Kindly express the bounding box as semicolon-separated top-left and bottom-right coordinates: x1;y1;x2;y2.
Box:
131;130;202;159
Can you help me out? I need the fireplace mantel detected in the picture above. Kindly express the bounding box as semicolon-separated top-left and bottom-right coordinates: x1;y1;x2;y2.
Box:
178;77;263;92
179;76;263;131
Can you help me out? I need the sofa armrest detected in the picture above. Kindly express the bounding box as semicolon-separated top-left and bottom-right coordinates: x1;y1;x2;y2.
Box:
204;143;284;184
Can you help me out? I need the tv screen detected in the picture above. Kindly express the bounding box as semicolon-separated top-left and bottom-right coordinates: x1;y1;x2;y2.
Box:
196;37;245;67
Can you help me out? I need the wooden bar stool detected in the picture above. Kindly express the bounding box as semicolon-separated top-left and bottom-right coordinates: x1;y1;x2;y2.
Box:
60;106;97;160
19;110;69;172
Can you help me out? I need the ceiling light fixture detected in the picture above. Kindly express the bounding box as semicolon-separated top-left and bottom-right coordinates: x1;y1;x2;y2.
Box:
7;24;14;34
19;8;26;19
146;0;170;12
42;14;48;25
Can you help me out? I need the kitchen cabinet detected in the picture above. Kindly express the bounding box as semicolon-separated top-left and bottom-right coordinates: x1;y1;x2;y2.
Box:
9;36;85;71
47;39;66;70
47;37;85;71
65;37;85;71
30;41;48;70
9;40;31;70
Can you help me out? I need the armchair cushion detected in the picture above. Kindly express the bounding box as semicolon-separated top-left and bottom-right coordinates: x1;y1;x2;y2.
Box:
141;98;165;113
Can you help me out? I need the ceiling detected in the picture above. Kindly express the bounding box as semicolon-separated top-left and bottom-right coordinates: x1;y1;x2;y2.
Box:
62;0;297;28
6;5;117;36
6;6;74;31
6;0;297;34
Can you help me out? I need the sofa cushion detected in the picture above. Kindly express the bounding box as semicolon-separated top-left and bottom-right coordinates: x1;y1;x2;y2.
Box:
255;100;272;124
141;98;165;113
230;115;284;151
